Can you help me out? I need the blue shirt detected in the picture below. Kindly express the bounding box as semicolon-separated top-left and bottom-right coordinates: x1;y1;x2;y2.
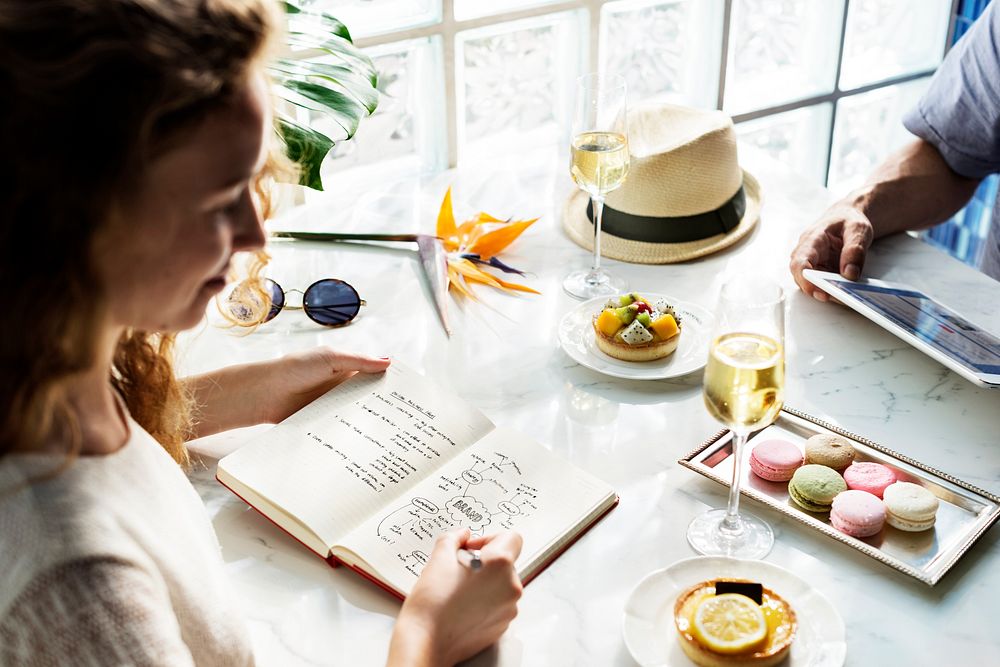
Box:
902;0;1000;281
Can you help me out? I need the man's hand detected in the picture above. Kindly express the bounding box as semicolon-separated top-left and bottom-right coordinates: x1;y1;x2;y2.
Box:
789;139;979;304
789;203;874;301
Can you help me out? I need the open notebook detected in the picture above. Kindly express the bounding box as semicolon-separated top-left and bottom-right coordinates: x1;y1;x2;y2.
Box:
216;362;618;599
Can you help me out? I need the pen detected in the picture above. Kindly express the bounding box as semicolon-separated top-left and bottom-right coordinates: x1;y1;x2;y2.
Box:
456;548;483;571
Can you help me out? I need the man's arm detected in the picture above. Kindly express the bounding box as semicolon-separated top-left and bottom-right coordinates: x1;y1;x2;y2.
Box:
850;138;981;236
789;138;980;301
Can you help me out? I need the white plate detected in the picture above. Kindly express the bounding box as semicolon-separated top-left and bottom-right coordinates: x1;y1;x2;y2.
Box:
557;294;714;380
622;556;846;667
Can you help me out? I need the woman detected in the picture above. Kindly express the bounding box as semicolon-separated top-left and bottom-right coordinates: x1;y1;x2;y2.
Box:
0;2;522;665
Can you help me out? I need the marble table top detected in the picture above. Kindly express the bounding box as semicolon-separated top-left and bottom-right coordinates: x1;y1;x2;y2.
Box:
179;147;1000;666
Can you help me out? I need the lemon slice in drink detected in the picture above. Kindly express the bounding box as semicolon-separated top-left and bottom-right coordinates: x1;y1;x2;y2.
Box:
691;593;768;654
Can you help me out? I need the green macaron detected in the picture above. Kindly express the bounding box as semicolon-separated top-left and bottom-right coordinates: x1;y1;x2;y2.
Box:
788;464;848;513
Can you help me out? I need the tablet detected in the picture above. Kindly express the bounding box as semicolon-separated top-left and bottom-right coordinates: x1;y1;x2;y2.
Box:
804;269;1000;388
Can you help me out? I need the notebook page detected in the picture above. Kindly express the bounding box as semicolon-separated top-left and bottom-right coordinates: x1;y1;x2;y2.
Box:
336;427;616;595
217;362;495;549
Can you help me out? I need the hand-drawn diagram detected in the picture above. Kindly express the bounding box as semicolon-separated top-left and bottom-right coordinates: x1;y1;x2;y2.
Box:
376;450;540;577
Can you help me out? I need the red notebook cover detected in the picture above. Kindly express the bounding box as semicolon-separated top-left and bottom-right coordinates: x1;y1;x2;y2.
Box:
217;475;619;601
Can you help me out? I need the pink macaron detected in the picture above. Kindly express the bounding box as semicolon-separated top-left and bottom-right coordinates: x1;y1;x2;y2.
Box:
843;462;897;498
831;489;886;538
749;439;804;482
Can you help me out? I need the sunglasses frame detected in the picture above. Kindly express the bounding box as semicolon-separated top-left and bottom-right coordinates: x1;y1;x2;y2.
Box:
264;278;366;327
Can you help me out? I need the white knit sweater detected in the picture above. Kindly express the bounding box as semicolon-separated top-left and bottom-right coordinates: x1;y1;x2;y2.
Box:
0;415;253;666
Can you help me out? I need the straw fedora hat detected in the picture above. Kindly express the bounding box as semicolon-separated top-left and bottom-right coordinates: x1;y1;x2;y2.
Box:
562;103;761;264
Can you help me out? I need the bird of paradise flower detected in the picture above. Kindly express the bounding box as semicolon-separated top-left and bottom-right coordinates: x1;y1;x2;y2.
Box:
435;187;540;299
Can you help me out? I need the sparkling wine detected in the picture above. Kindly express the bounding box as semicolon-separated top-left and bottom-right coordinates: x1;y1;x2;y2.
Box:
703;332;784;432
570;131;629;197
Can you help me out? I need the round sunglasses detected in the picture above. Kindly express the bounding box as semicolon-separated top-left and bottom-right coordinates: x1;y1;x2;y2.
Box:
262;278;366;326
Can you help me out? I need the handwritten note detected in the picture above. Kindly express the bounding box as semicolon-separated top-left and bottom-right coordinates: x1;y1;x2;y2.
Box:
218;363;494;549
341;428;574;586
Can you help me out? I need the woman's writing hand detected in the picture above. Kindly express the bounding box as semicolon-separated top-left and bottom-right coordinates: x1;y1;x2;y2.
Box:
388;528;523;667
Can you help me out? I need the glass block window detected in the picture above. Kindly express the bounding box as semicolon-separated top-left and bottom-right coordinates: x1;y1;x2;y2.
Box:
454;0;564;22
736;103;833;185
322;37;447;179
839;0;952;91
599;0;724;110
303;0;441;39
724;0;844;115
827;77;930;194
294;0;957;194
455;11;586;164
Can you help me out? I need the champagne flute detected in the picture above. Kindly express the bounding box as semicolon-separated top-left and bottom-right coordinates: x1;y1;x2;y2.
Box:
564;73;629;299
687;277;785;559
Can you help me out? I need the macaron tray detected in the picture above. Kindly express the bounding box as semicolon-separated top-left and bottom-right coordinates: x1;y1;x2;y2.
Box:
678;407;1000;586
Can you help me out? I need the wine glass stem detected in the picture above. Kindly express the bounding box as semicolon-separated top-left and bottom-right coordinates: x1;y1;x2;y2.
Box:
589;195;605;282
722;431;748;535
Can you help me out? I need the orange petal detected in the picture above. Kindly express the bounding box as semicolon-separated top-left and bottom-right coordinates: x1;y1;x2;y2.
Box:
466;218;537;259
436;187;457;238
453;219;478;246
474;211;506;223
496;277;541;294
450;258;502;288
461;224;487;250
447;266;477;300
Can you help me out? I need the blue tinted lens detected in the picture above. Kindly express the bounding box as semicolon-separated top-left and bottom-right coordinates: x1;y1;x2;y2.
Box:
265;279;284;322
303;279;361;326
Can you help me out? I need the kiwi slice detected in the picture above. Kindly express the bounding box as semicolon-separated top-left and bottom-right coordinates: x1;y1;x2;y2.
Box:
613;306;636;324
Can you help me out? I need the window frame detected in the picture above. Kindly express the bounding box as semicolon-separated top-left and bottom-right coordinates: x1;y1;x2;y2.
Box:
325;0;961;186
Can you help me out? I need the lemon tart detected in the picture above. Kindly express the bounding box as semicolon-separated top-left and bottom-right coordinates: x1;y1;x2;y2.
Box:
674;579;796;667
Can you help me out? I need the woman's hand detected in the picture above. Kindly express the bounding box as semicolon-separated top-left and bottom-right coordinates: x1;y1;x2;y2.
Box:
252;347;390;425
387;528;524;667
183;347;389;438
789;203;874;302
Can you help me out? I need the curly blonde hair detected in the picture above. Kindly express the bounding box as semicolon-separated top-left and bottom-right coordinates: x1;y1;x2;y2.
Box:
0;0;287;466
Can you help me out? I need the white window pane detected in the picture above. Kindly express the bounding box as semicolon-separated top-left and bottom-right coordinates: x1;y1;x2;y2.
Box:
600;0;725;110
455;10;587;164
724;0;845;115
454;0;563;22
839;0;950;91
312;37;447;191
827;77;931;194
303;0;441;39
736;103;833;184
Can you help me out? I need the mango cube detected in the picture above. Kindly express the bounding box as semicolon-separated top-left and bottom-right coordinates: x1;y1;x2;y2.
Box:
650;314;679;339
597;309;622;337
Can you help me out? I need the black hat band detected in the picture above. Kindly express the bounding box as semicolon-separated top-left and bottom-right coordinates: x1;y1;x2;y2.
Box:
587;184;746;243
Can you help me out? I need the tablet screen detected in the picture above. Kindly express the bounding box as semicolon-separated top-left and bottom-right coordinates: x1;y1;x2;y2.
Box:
829;280;1000;374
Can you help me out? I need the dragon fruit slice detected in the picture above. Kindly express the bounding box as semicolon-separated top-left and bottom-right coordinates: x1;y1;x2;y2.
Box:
619;319;653;345
653;300;681;325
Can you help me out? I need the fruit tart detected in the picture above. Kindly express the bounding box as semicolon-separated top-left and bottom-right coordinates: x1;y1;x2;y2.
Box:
592;293;682;362
674;579;797;667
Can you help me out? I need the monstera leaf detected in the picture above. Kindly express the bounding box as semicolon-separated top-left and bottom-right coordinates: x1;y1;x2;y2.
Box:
272;1;378;190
